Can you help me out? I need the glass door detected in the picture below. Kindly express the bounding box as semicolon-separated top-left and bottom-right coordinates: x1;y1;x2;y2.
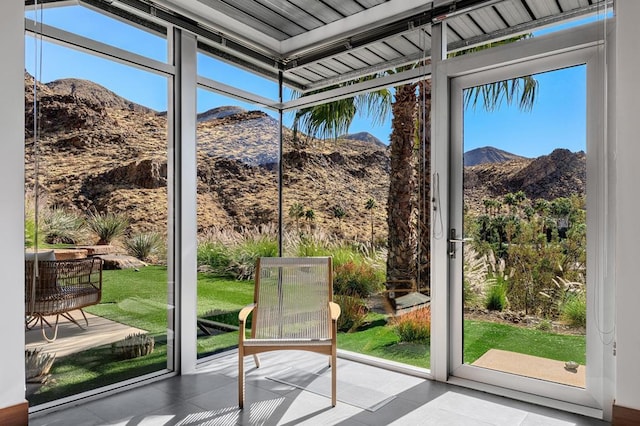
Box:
449;49;604;408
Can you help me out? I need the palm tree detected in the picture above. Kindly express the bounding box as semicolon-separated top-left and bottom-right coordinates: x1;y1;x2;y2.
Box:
288;202;305;233
365;197;377;249
292;36;538;294
387;82;418;283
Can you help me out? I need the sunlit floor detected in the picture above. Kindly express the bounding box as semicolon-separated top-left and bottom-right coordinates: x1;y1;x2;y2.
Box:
30;351;607;425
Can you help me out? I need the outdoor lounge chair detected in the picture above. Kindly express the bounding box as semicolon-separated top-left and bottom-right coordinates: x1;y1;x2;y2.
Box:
25;257;103;342
238;256;340;409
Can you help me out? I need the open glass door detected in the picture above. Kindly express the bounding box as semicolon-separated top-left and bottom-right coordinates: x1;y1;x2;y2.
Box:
449;48;604;409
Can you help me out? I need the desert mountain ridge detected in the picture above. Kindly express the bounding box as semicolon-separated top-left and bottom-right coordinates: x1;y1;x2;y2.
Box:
464;146;528;166
24;74;586;243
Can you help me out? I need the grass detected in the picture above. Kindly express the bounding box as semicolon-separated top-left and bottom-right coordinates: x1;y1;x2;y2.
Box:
338;315;431;368
85;266;170;334
35;267;586;405
464;320;586;364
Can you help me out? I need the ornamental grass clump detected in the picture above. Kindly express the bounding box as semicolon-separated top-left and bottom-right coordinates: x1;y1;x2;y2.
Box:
391;306;431;343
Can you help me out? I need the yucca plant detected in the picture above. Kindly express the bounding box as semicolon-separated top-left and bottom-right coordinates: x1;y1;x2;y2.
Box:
43;207;86;244
112;333;155;359
125;231;163;261
25;348;55;382
86;210;129;245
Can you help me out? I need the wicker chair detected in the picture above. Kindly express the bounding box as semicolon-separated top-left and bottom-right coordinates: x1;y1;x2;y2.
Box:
25;257;103;342
238;257;340;409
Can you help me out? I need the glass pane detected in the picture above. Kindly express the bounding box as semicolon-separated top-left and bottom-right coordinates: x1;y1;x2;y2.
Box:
462;65;587;387
195;87;279;358
25;39;172;405
25;4;167;62
286;84;431;370
198;52;279;101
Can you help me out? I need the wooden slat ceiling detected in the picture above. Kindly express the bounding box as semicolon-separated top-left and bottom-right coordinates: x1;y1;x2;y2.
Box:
28;0;611;91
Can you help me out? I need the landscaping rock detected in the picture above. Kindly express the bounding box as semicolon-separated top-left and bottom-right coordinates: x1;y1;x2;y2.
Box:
76;245;118;256
99;254;146;270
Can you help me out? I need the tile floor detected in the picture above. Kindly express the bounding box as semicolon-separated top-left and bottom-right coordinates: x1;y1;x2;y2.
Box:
30;351;609;425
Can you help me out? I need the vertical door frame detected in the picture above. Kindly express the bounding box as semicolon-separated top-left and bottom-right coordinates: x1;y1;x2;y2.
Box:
430;20;608;417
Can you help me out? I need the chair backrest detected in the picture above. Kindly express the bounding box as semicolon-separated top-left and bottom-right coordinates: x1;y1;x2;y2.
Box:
25;258;102;304
253;257;333;340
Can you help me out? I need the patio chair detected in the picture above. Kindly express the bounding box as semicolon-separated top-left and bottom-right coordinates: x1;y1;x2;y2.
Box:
25;257;103;342
238;257;340;409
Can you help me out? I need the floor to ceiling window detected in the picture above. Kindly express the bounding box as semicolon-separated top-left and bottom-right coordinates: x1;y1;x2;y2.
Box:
24;3;175;408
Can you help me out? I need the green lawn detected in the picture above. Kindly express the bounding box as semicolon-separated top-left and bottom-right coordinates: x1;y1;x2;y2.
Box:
34;266;585;405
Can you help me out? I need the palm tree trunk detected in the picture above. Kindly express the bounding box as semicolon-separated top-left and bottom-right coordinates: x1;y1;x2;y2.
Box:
417;79;431;294
386;83;417;289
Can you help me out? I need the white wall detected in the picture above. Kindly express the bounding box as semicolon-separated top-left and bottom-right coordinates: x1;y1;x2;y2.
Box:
0;1;26;412
614;0;640;411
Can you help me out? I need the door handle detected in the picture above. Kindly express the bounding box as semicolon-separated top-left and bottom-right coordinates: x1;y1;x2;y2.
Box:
448;228;472;258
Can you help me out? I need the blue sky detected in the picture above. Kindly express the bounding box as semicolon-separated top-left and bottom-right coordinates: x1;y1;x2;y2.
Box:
26;5;593;158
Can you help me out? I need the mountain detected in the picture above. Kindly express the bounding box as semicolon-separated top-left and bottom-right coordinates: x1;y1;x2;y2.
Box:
197;106;247;122
24;75;390;242
464;146;527;166
24;74;585;242
45;78;154;114
340;132;386;148
464;148;586;213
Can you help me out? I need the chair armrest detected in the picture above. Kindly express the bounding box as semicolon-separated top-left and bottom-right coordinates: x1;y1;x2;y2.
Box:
238;304;255;343
239;304;255;323
329;302;341;321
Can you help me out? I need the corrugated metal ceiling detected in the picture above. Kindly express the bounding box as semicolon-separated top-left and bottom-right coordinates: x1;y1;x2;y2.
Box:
28;0;611;92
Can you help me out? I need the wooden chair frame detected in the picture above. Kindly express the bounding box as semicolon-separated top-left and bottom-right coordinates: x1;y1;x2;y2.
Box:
238;257;340;409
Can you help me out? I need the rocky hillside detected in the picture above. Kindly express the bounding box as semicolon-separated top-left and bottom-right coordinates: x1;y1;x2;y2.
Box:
464;148;586;213
24;74;390;243
24;74;585;243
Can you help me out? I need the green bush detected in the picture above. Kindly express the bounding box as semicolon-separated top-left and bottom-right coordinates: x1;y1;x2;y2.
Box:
197;241;232;274
87;211;129;245
485;282;507;311
333;260;383;298
392;306;431;343
125;232;163;261
334;294;368;333
561;293;586;327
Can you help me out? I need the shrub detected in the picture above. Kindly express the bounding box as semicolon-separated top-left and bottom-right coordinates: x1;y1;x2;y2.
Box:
197;241;232;274
87;211;129;245
125;232;163;261
334;294;368;333
485;282;507;311
536;319;553;331
43;207;86;244
392;306;431;343
561;293;586;328
333;260;383;298
228;228;278;280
